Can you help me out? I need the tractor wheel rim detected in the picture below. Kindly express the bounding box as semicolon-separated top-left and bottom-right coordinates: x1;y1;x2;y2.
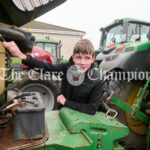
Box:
126;81;148;135
20;83;54;112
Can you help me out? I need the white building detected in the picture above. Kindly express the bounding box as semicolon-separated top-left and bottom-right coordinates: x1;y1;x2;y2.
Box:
21;21;86;59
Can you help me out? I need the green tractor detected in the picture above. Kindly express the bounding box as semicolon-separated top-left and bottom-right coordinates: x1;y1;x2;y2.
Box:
35;39;62;63
96;18;150;149
0;1;130;150
35;39;68;63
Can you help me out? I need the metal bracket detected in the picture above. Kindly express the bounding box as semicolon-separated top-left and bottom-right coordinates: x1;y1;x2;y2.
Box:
106;109;118;120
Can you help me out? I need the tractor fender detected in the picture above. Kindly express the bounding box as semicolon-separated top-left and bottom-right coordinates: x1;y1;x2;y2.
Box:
99;47;150;73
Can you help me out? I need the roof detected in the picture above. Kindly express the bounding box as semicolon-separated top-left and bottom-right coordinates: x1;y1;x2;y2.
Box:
0;0;67;26
123;18;150;24
21;20;86;36
104;18;150;29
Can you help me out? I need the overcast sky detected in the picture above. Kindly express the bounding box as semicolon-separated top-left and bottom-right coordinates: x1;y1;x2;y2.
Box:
36;0;150;49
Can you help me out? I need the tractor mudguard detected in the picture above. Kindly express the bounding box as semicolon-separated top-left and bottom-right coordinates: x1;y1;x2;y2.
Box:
99;47;150;74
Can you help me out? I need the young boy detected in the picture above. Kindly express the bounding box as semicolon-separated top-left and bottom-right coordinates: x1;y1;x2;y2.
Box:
3;39;104;115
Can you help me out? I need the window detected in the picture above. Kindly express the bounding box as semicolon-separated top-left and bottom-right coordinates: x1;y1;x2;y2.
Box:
141;25;150;42
103;24;123;49
35;42;57;56
35;43;44;49
128;23;150;42
44;43;57;56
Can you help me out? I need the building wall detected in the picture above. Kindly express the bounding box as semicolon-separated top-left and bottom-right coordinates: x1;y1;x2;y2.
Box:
0;21;85;59
31;32;83;59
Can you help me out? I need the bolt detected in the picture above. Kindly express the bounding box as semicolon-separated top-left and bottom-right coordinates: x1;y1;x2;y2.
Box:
97;144;101;149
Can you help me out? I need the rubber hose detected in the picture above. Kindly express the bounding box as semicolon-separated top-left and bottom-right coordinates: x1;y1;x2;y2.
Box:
0;26;25;41
0;93;32;112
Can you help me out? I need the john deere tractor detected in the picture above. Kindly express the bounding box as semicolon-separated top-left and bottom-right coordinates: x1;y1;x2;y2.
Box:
35;39;62;63
96;18;150;149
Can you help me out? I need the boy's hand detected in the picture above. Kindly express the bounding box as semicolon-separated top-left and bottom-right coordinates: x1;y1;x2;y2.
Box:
57;94;66;105
3;41;27;60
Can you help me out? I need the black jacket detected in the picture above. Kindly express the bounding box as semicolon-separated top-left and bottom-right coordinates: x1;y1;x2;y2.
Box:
23;55;104;115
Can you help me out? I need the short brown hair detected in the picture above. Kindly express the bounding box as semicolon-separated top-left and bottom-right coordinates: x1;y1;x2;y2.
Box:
73;39;94;56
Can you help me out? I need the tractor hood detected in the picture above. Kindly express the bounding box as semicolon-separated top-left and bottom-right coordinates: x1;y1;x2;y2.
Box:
96;41;150;62
0;0;67;27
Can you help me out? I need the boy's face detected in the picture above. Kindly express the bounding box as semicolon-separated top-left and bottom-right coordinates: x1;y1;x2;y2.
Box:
72;53;95;72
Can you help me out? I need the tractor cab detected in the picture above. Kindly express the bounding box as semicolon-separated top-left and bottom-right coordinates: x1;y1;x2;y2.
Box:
35;39;62;63
96;18;150;66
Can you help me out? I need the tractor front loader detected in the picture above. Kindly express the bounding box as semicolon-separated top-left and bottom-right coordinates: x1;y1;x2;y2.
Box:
106;76;150;150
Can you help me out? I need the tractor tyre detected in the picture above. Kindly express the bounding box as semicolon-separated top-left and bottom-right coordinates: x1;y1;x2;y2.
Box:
105;80;147;150
18;78;60;112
